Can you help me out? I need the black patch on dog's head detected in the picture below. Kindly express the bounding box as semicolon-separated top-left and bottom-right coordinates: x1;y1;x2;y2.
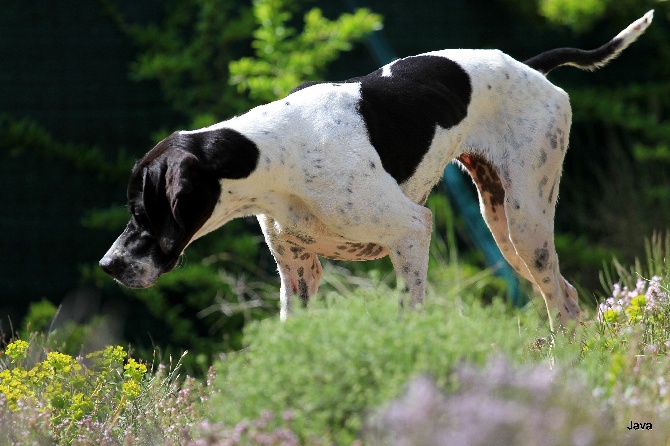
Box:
171;128;260;180
101;128;259;288
131;128;260;254
347;55;472;184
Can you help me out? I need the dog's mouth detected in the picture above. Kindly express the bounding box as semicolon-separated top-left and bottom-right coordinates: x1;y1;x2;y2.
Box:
99;255;157;289
99;239;180;289
99;256;180;288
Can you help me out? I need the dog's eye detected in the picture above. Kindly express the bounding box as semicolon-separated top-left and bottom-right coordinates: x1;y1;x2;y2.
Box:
132;210;151;229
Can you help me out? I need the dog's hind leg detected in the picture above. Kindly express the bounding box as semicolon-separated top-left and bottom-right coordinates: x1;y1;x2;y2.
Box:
503;188;580;331
499;149;581;331
457;154;535;283
258;215;323;320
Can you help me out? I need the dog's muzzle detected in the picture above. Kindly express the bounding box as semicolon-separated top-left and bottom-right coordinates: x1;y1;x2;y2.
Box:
99;229;178;288
99;249;158;289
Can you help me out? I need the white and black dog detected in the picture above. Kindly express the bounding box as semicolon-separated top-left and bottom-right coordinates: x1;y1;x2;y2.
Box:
100;11;653;330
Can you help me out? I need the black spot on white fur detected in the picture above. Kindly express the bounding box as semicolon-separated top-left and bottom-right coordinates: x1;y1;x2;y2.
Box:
293;56;472;184
353;56;472;184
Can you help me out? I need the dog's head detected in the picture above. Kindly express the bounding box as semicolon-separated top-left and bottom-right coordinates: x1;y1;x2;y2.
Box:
99;129;259;288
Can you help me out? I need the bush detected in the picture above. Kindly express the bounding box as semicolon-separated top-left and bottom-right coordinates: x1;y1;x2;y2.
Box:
2;236;669;444
205;233;670;443
209;280;547;444
0;342;149;443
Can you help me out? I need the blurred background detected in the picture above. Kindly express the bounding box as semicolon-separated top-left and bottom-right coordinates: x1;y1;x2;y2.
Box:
1;0;668;370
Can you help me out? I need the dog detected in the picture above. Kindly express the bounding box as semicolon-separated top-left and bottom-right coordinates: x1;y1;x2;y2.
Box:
100;11;653;330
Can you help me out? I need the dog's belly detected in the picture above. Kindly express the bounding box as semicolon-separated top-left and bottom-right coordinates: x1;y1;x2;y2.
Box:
261;194;391;262
280;228;389;261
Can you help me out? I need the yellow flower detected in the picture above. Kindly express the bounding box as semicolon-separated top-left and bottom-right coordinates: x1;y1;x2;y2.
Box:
87;345;127;375
46;351;80;374
69;392;94;421
122;379;142;400
124;358;147;381
625;295;647;322
4;340;29;362
0;368;35;411
602;308;621;323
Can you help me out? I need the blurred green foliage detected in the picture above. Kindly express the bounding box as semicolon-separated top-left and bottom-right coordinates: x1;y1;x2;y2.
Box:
0;115;133;185
505;0;661;33
538;0;606;31
101;0;256;126
229;1;382;101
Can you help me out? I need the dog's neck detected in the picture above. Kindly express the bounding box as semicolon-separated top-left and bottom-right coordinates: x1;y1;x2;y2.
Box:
187;83;368;243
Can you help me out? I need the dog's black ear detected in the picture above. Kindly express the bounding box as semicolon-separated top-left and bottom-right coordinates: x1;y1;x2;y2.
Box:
160;150;200;253
137;151;195;255
139;165;176;254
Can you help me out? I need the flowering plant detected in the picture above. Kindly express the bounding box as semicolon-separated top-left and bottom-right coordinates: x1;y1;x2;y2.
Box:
598;276;668;324
597;273;670;362
0;343;146;442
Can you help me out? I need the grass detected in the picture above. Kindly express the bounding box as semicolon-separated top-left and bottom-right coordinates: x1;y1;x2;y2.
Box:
1;234;670;444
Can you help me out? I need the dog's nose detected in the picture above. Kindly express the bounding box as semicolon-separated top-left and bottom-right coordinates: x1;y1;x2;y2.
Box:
99;255;121;277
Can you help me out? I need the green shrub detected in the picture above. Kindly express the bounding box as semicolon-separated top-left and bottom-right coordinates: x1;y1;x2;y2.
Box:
2;237;668;444
229;1;382;102
20;299;58;336
209;281;547;444
208;240;670;442
18;298;119;359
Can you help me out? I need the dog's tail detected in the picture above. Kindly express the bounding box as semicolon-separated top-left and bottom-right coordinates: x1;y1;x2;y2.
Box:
524;10;653;75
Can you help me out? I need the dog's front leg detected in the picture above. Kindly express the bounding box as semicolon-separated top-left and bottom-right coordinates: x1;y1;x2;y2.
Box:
258;215;323;320
275;252;323;320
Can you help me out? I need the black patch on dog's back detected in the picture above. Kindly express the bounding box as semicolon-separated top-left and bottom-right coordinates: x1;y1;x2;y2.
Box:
292;56;471;184
352;55;472;184
291;80;325;94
